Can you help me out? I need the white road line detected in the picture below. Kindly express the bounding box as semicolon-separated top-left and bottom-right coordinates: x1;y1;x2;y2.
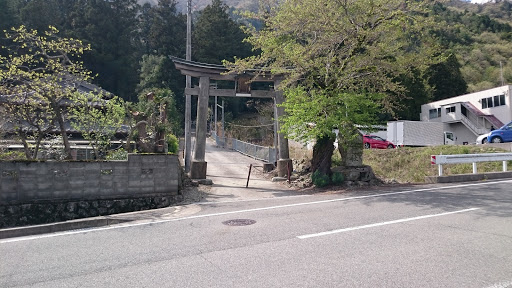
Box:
297;208;480;239
2;179;510;244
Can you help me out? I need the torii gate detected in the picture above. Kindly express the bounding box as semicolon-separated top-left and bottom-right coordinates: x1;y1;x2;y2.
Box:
171;57;292;179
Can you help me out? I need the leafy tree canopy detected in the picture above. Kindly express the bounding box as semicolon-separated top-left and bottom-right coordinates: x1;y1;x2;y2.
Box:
193;0;253;64
0;25;93;159
231;0;443;141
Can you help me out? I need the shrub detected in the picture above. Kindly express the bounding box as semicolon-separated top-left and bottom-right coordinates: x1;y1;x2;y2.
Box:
0;150;26;161
331;172;344;185
167;134;179;154
312;170;330;187
106;148;128;160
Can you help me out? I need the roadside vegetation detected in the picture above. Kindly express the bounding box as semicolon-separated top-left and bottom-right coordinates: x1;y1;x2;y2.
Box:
360;145;510;183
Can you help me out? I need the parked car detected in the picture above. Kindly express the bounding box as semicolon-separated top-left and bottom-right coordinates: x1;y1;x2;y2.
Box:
363;135;395;149
476;133;490;144
487;121;512;143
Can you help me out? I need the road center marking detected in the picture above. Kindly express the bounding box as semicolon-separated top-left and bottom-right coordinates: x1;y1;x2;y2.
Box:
297;208;480;239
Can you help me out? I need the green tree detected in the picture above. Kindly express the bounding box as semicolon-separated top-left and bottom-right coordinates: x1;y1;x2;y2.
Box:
425;54;468;101
137;0;186;118
68;0;141;101
193;0;253;64
144;0;186;57
230;0;442;176
0;26;92;159
0;0;20;31
127;88;180;153
69;92;125;159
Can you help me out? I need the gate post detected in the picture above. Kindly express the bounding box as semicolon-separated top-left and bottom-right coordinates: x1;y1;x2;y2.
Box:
190;76;209;179
274;81;293;177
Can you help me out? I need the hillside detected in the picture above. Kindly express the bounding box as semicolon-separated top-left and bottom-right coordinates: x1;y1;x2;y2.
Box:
138;0;258;12
361;145;510;183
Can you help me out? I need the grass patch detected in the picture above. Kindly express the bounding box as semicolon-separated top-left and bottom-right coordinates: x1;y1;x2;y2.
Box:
362;145;511;183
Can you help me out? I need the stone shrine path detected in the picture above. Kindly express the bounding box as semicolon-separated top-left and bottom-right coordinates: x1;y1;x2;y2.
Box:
187;137;299;203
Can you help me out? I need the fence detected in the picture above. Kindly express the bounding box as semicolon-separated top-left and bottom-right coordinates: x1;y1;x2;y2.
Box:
431;153;512;176
212;131;277;163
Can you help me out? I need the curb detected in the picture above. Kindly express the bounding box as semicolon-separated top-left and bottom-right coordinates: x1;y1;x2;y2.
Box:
425;172;512;183
0;217;130;240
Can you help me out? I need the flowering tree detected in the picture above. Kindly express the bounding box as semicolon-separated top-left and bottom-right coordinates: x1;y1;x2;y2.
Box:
0;25;92;159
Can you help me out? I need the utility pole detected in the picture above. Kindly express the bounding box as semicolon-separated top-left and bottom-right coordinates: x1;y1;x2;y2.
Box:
214;96;217;136
500;61;504;86
184;0;192;172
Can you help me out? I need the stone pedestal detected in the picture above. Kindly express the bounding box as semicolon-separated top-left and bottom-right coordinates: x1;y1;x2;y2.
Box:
189;161;207;179
277;158;293;177
263;163;275;172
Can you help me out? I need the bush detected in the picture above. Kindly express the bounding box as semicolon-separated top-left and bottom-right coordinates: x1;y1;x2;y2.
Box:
312;170;330;187
331;172;344;185
106;148;128;160
0;150;26;161
167;134;179;154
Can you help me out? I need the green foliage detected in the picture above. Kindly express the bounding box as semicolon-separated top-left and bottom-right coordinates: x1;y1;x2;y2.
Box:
232;0;442;139
0;150;26;161
69;92;126;159
167;134;179;154
127;88;180;153
331;172;344;186
137;0;186;111
193;0;253;64
362;145;510;183
0;25;92;160
106;148;128;161
311;170;330;188
431;2;512;93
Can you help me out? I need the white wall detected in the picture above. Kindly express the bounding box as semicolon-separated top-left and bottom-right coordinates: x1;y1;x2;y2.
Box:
421;85;512;125
446;122;479;145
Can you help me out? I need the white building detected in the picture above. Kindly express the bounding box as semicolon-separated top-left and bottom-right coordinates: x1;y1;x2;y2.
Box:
420;85;512;144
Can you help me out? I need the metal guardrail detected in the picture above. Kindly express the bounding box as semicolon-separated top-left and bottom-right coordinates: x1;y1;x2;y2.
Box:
431;153;512;176
212;131;276;163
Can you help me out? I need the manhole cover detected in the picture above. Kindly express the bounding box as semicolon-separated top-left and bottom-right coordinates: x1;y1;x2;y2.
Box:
222;219;256;226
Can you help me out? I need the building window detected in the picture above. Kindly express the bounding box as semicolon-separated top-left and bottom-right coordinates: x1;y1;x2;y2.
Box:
429;108;441;119
487;97;494;108
481;94;506;109
446;106;455;113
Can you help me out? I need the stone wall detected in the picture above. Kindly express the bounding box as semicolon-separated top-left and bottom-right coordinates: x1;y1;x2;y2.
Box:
0;154;182;228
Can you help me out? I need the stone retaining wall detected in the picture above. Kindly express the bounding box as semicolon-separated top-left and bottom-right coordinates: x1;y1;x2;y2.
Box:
0;154;182;228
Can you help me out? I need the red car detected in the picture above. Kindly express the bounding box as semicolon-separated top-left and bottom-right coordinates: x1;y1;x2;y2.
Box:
363;135;395;149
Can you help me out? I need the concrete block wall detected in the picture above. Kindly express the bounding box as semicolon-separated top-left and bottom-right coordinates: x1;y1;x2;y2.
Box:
0;154;181;205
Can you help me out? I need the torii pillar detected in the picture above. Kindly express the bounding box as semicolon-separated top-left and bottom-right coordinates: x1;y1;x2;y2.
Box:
274;80;293;177
189;76;209;179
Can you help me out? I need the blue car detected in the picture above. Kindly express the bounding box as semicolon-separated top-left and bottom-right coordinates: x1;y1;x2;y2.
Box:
488;121;512;143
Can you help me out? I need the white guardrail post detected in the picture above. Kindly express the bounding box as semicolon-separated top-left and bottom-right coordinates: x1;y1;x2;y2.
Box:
431;153;512;176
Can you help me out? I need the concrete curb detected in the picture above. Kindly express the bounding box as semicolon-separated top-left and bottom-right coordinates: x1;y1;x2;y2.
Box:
425;172;512;183
0;217;131;239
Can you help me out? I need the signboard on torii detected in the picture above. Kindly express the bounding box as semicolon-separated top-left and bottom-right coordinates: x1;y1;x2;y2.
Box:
170;57;292;179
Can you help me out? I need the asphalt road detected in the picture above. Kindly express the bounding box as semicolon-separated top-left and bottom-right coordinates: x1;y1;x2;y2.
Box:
1;178;512;287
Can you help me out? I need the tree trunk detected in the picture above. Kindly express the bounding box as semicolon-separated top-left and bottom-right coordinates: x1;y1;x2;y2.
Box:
19;133;33;160
311;135;334;176
53;105;72;160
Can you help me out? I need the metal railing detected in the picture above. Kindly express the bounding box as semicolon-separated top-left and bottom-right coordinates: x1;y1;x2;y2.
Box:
212;131;277;163
460;115;488;136
431;153;512;176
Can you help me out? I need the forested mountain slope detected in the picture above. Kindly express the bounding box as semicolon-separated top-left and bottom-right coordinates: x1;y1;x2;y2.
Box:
439;0;512;92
